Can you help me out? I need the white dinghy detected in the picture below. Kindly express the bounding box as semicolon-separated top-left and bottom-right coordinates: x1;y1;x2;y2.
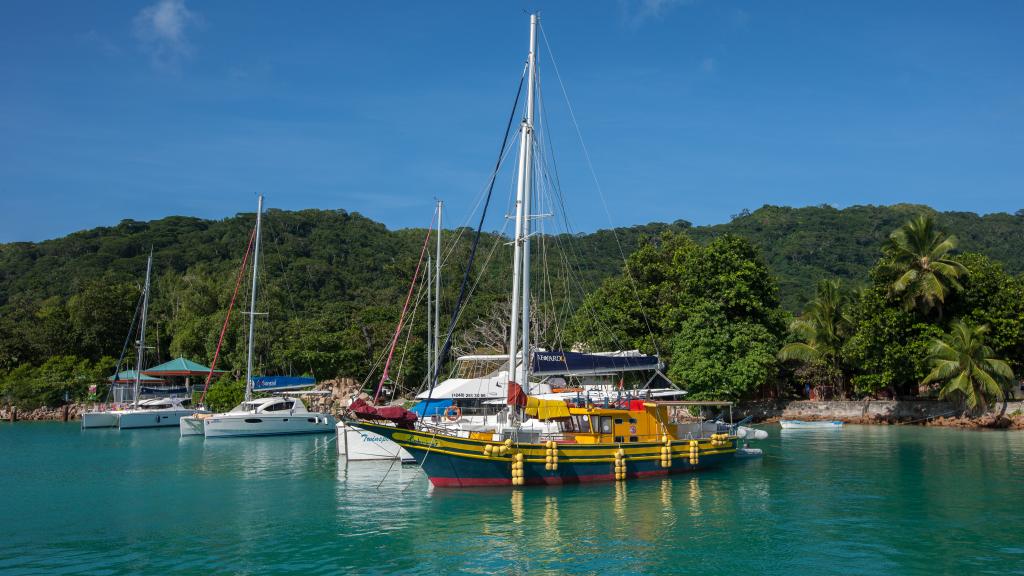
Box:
780;420;844;429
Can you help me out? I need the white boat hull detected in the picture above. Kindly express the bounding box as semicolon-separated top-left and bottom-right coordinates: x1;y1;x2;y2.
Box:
337;422;414;462
179;416;206;436
780;420;843;429
81;411;120;429
204;413;336;438
118;409;202;429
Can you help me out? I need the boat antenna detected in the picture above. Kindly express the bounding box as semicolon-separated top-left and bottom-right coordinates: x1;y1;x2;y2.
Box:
244;195;263;402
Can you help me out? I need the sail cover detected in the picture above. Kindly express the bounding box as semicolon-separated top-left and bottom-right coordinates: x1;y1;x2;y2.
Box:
252;376;316;392
531;350;661;376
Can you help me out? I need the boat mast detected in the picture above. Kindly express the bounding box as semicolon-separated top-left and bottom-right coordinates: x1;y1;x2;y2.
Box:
434;200;442;387
507;13;538;402
244;195;263;402
519;14;538;393
133;250;153;409
426;254;432;390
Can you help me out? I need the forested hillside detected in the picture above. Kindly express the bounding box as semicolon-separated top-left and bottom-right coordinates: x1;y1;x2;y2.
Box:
693;204;1024;308
1;203;1022;406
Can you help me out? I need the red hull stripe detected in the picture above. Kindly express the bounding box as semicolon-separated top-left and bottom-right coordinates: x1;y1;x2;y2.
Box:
429;468;698;488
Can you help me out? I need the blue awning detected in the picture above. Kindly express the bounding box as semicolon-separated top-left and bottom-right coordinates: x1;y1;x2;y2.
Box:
409;399;453;417
531;350;661;376
252;376;316;392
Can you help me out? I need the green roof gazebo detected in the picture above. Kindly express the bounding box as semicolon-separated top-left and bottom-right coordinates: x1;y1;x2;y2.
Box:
108;370;167;384
143;357;226;390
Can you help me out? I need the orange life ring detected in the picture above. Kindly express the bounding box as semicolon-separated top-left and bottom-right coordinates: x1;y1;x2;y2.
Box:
444;405;462;421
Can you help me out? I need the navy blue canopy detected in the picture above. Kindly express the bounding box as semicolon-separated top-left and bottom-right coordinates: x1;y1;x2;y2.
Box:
252;376;316;392
531;350;661;376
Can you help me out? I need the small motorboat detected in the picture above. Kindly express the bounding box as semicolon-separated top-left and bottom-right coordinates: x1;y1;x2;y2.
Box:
780;420;843;429
735;446;764;458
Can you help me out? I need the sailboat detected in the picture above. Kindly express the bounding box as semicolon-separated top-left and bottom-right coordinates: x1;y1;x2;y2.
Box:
196;195;336;438
351;14;739;486
82;252;206;429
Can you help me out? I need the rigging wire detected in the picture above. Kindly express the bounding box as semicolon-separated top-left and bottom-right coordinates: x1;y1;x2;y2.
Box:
107;282;147;402
531;75;627;352
539;23;662;357
423;66;528;405
374;212;435;404
199;226;257;405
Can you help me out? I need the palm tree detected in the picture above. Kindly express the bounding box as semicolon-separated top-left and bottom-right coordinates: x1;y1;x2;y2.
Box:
922;321;1014;415
778;279;853;393
881;215;966;317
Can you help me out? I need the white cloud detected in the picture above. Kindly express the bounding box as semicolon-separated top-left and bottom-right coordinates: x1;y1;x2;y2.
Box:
133;0;199;69
620;0;694;29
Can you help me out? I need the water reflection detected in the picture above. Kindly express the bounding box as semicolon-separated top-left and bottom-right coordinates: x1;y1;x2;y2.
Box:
6;422;1024;574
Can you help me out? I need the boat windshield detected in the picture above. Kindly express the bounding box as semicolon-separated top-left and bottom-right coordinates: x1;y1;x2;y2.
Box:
454;358;508;379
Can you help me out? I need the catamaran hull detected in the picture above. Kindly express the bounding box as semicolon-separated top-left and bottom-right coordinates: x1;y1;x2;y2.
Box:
203;414;337;438
179;416;206;436
118;409;201;429
337;422;414;461
81;412;119;429
354;421;736;488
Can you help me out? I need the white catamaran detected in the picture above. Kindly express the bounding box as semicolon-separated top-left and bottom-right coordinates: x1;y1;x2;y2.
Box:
82;252;205;429
182;195;336;438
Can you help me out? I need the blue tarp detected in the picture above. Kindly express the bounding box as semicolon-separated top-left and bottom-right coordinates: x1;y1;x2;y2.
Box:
409;398;453;417
531;350;661;376
252;376;316;392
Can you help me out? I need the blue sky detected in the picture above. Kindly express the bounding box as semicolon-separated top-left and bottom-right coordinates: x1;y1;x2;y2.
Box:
1;1;1021;242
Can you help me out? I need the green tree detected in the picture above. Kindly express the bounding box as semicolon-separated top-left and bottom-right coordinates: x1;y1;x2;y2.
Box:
566;233;783;365
922;321;1014;415
668;304;781;400
1;364;36;410
204;379;246;413
844;284;943;397
778;279;853;395
950;253;1024;373
879;215;966;317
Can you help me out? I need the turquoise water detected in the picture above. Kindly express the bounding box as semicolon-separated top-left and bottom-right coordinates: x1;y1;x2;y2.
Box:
1;423;1022;575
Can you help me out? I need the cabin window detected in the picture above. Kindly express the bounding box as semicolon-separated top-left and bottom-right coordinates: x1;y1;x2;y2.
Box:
573;415;591;433
180;399;191;407
264;401;294;412
628;418;637;424
629;436;639;443
614;436;624;443
599;417;613;435
614;418;623;425
244;418;262;423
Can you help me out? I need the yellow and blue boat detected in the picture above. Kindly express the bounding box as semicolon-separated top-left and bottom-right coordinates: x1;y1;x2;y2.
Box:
351;399;737;488
350;14;743;488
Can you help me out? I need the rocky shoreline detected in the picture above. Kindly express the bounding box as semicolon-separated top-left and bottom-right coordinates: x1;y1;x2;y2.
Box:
741;399;1024;430
1;403;85;422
